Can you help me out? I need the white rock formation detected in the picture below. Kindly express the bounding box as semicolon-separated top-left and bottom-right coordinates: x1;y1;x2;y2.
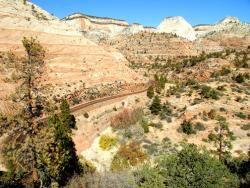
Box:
217;16;241;25
196;16;250;38
0;0;81;36
157;16;197;41
63;13;156;38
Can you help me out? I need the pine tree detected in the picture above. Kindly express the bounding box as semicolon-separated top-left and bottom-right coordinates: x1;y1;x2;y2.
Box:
150;96;162;115
147;85;154;99
208;116;235;161
155;74;166;94
1;37;46;187
38;99;82;186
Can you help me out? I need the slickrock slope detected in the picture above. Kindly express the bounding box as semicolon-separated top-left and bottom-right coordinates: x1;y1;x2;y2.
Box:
157;16;197;41
0;0;145;114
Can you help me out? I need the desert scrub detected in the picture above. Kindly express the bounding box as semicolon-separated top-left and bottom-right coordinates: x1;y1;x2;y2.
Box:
99;135;117;150
232;73;249;83
211;67;231;78
110;141;147;171
241;123;250;130
235;112;248;120
194;122;206;131
200;85;220;100
140;118;149;133
149;122;163;129
180;120;196;135
110;108;143;129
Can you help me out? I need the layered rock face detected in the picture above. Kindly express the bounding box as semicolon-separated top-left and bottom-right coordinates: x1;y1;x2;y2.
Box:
0;0;145;114
63;13;150;37
157;16;197;41
62;13;129;36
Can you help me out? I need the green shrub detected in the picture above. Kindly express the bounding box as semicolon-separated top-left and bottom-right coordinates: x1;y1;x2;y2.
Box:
208;132;217;141
234;57;248;68
200;85;220;100
150;96;162;115
159;104;172;121
241;123;250;130
149;122;163;129
219;107;227;112
147;85;154;99
180;120;196;135
72;97;80;105
208;109;217;119
83;112;89;119
156;144;239;188
161;104;172;116
140;118;149;133
235;112;247;119
233;73;245;83
99;135;117;150
194;122;206;131
134;165;165;188
220;67;231;76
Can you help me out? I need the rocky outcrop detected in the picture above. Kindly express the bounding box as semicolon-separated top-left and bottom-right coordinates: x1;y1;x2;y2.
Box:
63;13;157;38
196;16;250;38
157;16;197;41
62;13;129;36
0;0;81;36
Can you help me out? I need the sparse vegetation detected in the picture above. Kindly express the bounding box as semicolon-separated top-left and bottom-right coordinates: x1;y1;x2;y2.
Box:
110;108;143;129
111;141;147;171
241;123;250;130
208;116;235;161
200;85;220;100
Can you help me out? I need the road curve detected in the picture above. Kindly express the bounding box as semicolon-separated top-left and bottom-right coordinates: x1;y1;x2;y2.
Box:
39;87;147;122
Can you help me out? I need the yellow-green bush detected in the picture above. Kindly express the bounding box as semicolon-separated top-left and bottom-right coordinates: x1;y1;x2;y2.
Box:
99;135;117;150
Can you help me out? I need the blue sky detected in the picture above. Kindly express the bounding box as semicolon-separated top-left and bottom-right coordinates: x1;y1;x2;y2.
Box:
32;0;250;26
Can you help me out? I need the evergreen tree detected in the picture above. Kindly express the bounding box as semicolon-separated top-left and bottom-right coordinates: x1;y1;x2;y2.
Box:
1;37;46;187
156;144;239;188
39;99;82;186
155;74;166;94
150;96;162;115
208;116;235;161
147;85;154;99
